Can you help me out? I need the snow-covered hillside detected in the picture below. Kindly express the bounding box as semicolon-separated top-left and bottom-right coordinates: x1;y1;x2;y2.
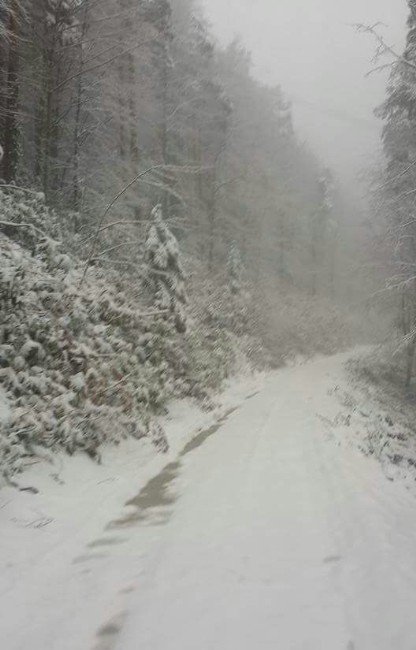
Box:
0;189;265;480
0;188;353;483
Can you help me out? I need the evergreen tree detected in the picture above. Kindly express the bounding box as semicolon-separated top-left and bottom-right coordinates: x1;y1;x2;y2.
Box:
144;204;187;333
376;1;416;171
374;1;416;387
0;0;22;182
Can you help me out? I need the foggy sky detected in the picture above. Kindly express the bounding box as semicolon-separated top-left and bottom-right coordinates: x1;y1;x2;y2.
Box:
202;0;408;190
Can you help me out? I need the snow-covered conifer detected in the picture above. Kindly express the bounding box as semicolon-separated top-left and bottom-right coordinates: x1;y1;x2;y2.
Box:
144;204;187;333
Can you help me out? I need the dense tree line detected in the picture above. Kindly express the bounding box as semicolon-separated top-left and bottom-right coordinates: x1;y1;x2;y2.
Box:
0;0;343;297
369;0;416;387
0;0;363;477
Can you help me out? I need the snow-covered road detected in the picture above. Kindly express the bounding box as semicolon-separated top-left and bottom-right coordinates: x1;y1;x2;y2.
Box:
116;357;355;649
113;353;416;650
2;351;416;649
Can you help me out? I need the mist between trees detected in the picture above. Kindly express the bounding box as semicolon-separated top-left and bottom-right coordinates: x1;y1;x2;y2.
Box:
0;0;399;479
0;0;364;294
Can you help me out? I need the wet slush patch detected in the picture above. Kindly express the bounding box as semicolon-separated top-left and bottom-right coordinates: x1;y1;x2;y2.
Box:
108;461;181;529
180;406;239;457
180;422;222;456
94;612;126;650
86;400;248;645
81;403;244;560
73;553;107;565
87;537;125;549
108;406;240;531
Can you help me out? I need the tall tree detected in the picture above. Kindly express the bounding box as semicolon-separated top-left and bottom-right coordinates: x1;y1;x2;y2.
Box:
374;0;416;387
0;0;21;182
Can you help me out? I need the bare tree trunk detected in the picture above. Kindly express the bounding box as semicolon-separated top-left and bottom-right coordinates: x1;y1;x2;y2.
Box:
160;42;169;215
405;337;416;391
401;289;416;391
310;233;318;296
329;238;337;300
2;0;20;182
207;167;216;273
128;52;139;167
72;2;89;210
42;64;53;198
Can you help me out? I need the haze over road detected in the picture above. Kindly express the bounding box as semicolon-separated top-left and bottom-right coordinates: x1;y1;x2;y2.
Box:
203;0;407;185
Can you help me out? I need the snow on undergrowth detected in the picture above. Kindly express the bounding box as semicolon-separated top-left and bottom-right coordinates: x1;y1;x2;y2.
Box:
0;189;253;481
324;348;416;485
0;188;353;483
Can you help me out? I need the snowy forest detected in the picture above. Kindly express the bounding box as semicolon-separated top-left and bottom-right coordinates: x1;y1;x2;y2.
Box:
4;2;416;648
0;0;361;478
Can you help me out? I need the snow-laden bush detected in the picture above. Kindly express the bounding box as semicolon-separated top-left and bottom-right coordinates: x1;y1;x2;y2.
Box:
0;188;356;482
0;190;251;481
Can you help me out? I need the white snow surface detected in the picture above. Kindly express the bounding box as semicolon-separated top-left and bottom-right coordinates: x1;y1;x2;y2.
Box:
2;351;416;649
